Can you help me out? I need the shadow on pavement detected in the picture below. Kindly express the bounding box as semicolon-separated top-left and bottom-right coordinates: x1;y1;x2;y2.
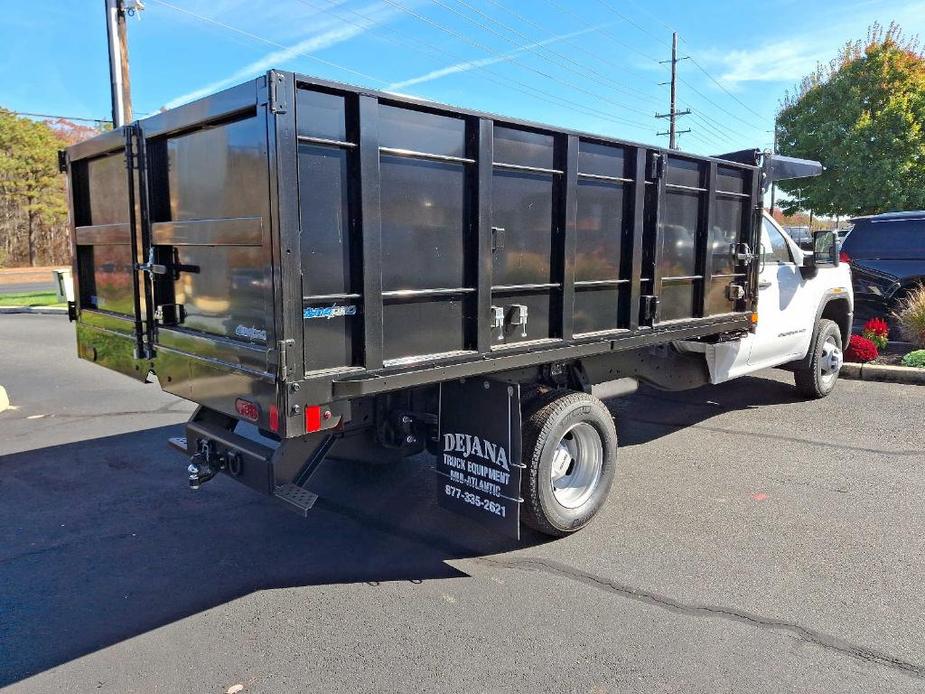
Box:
0;373;799;685
611;374;804;447
0;423;537;687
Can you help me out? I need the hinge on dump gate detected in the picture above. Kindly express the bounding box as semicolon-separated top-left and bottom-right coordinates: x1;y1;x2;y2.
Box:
277;339;295;381
649;152;666;180
268;71;288;115
640;295;659;326
57;150;67;173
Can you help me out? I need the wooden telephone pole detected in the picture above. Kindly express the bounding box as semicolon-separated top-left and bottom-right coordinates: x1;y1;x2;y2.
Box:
105;0;141;126
656;32;690;149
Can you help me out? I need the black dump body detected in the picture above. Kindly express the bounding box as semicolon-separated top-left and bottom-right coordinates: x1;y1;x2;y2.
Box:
64;70;760;440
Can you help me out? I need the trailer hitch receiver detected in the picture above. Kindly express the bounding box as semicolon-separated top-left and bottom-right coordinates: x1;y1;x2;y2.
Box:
187;439;223;490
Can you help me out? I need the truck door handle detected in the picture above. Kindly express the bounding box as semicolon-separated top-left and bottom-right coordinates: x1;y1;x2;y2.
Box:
758;279;772;289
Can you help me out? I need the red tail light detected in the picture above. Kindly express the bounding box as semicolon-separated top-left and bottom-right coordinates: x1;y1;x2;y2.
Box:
268;404;279;433
839;250;851;264
305;405;322;433
235;398;259;422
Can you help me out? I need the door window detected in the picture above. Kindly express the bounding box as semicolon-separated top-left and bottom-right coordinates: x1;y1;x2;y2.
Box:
762;218;793;264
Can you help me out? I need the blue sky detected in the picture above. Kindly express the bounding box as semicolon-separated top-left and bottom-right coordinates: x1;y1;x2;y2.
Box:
2;0;923;154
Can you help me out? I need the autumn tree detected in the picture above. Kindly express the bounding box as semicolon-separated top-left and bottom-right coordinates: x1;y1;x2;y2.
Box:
0;110;101;267
776;23;925;216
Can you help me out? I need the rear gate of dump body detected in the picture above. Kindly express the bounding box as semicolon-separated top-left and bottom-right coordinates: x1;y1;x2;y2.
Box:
67;78;280;432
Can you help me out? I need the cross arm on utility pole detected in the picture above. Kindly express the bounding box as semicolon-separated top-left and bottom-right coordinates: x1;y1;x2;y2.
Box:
657;32;691;150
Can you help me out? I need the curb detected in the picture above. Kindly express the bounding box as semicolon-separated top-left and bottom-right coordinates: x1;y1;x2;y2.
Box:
0;306;68;315
841;362;925;386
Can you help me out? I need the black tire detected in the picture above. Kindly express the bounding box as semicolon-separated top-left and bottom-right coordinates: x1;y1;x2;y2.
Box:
794;318;842;399
520;391;618;537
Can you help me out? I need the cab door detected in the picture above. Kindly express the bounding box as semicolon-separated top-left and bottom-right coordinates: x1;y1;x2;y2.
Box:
700;214;813;383
746;216;811;369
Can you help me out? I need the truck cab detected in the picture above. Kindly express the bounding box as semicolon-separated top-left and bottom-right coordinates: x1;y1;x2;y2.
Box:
681;212;853;397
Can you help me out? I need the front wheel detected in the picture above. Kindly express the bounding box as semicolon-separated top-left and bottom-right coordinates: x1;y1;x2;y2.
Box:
794;318;843;399
520;391;618;537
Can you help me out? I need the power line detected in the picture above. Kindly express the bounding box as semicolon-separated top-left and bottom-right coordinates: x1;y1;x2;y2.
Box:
7;111;111;124
378;0;655;126
478;0;664;106
148;0;387;86
677;76;757;130
443;0;663;107
686;56;765;120
593;0;667;44
585;0;767;127
422;0;657;120
535;0;746;144
294;0;656;131
538;0;660;64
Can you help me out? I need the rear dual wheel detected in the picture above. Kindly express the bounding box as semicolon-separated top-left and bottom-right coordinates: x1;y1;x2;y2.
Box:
520;391;618;537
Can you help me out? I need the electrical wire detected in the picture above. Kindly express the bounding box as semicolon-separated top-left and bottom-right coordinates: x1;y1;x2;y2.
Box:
582;0;768;129
686;57;765;120
7;111;110;124
443;0;663;107
481;0;664;103
288;0;656;131
538;0;661;64
147;0;388;86
377;0;656;126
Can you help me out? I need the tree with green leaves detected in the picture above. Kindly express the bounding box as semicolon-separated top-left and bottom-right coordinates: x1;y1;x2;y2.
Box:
776;23;925;216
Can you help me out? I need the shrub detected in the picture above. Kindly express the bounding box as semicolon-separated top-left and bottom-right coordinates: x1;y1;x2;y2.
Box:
844;334;879;362
901;350;925;368
894;284;925;348
861;316;889;349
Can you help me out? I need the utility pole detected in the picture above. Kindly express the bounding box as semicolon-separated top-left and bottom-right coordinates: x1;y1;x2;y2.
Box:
656;32;690;149
105;0;142;126
769;122;778;213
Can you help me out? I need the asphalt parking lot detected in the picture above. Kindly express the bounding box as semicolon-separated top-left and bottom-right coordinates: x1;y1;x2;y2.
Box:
1;315;923;693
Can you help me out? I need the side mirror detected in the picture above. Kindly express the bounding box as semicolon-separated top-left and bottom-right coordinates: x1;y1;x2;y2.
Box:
814;230;839;267
800;250;818;279
801;230;838;279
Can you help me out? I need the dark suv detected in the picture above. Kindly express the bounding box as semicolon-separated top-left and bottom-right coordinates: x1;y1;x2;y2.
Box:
841;211;925;321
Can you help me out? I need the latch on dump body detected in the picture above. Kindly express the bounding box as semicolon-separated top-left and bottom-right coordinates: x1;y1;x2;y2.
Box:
490;304;530;340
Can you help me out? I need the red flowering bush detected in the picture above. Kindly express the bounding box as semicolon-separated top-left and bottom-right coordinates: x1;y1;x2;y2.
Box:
844;334;879;362
861;317;889;349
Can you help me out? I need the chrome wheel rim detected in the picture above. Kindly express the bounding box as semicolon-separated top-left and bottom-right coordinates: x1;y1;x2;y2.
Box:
820;336;842;387
550;422;603;509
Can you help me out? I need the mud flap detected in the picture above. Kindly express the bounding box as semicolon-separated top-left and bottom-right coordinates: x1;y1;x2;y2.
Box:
437;378;524;539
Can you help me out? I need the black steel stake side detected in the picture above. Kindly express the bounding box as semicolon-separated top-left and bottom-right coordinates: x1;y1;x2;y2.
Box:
475;118;494;354
357;94;384;371
560;135;579;341
698;162;718;317
649;151;668;326
627;147;647;331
